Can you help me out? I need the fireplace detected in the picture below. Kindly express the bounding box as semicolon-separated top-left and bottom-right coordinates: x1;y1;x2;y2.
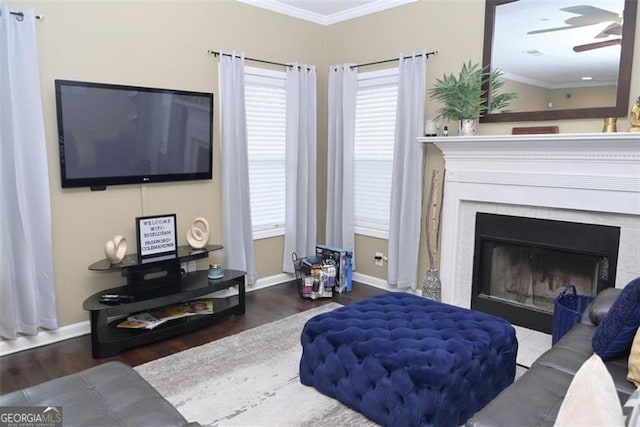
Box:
471;213;620;333
419;133;638;314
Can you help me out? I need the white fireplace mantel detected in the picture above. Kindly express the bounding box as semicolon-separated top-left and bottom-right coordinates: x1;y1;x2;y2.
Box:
417;132;640;308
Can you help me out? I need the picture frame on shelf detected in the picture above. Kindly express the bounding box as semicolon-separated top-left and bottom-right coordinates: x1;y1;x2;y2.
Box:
135;213;177;262
512;126;559;135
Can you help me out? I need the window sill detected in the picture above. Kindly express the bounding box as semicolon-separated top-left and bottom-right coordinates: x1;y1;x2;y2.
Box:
355;226;389;240
253;227;285;241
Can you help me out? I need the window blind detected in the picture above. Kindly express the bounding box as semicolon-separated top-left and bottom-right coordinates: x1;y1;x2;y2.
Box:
245;67;287;238
353;68;399;238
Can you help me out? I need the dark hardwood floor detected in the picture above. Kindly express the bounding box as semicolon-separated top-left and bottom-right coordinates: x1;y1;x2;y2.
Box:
0;281;386;396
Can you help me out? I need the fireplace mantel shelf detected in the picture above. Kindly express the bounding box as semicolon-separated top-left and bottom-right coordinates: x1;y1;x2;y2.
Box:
417;132;639;143
417;132;639;157
416;132;639;204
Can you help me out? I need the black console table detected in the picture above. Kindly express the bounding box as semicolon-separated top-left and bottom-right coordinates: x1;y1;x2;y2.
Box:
83;245;245;358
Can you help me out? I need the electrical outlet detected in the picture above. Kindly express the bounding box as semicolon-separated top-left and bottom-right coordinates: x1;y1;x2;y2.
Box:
180;262;187;273
187;261;197;273
374;252;384;266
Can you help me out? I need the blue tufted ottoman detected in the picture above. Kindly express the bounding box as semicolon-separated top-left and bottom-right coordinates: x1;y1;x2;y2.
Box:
299;292;517;427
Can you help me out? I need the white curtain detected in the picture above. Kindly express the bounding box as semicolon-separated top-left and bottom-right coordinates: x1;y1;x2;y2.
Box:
282;64;317;273
219;52;257;285
325;64;357;253
387;53;426;289
0;4;58;339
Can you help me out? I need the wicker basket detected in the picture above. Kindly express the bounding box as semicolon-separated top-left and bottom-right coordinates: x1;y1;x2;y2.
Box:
552;284;594;345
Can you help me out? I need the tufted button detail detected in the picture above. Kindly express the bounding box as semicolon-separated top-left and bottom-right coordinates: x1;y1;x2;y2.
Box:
300;292;517;427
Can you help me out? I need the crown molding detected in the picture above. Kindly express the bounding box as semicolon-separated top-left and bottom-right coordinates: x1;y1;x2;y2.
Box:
236;0;417;26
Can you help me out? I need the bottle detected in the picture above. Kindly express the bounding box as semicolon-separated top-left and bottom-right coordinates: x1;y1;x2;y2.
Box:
443;126;449;137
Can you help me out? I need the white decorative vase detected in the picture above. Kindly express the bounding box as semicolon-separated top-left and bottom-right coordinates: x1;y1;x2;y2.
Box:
186;217;210;249
459;118;477;136
105;235;127;264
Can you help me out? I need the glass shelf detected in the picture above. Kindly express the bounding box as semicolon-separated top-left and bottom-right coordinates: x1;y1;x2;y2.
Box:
88;244;223;271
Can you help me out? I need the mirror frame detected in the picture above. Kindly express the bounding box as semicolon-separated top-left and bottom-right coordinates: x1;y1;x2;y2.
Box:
480;0;637;123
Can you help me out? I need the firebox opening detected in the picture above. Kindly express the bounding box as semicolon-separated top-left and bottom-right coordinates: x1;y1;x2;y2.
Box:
472;214;620;333
485;242;602;313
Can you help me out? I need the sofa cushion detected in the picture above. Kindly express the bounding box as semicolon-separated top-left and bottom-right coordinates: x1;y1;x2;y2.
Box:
535;323;596;375
0;361;193;427
553;354;624;427
593;277;640;360
465;364;574;427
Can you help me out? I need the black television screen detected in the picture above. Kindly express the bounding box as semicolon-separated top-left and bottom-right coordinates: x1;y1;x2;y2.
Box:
55;80;213;189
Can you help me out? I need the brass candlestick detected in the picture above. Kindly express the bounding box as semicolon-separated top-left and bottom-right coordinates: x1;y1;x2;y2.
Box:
602;117;617;133
630;96;640;132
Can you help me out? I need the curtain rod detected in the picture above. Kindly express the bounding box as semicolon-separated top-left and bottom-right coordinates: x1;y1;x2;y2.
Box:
208;50;313;70
350;51;438;69
2;10;44;21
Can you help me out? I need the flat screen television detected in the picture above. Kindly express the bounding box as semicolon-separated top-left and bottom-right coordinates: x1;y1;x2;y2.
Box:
55;79;213;189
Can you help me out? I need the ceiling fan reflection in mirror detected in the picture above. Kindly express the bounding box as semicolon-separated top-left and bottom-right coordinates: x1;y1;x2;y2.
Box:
527;5;623;52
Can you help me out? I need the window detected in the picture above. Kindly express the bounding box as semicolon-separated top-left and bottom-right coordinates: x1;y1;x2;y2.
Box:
353;68;399;239
245;66;287;239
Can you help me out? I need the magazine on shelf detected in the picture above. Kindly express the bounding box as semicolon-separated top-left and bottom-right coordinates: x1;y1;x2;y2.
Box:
117;300;214;329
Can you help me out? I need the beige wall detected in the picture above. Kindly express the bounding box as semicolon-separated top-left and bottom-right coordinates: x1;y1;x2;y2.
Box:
325;0;640;287
10;0;640;328
14;0;326;326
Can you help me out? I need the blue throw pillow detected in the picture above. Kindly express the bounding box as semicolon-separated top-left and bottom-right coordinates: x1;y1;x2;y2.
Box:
592;277;640;360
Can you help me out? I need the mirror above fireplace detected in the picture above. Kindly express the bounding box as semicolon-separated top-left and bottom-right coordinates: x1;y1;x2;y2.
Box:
481;0;637;122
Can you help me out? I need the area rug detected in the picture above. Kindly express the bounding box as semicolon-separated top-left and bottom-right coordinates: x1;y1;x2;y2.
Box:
135;303;528;427
135;303;376;426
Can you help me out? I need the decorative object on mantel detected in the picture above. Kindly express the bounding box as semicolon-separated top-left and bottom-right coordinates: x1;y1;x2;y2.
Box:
603;117;617;133
423;169;443;301
630;96;640;132
428;61;517;136
186;217;210;249
105;235;127;264
424;119;438;137
512;126;559;135
459;119;477;136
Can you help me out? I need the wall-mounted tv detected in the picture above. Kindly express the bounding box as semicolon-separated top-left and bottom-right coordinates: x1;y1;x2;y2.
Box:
55;80;213;190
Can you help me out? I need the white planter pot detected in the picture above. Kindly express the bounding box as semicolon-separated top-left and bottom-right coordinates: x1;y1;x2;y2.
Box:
459;118;477;136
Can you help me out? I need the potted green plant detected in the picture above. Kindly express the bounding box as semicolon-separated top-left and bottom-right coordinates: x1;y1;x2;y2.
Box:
428;61;517;135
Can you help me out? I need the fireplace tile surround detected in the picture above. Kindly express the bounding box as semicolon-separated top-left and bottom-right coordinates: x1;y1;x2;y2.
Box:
418;133;640;312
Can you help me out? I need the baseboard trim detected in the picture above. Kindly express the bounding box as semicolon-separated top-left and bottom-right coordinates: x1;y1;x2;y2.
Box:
352;272;390;289
251;273;295;291
351;272;421;296
0;321;90;357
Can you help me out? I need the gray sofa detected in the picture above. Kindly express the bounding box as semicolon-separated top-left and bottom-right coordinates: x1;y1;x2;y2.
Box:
467;287;635;426
0;361;197;427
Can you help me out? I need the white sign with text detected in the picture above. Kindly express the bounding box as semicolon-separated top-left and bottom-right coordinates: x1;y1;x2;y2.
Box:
138;215;177;257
